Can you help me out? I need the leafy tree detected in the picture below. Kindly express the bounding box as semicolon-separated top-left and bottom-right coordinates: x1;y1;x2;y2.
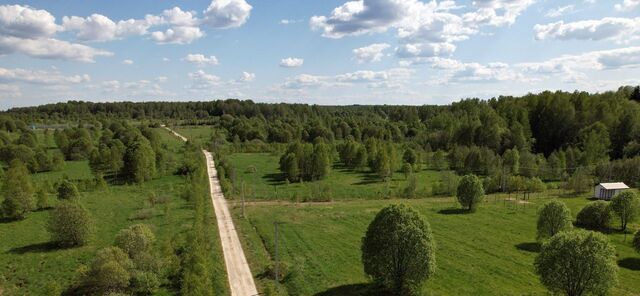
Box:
311;142;331;180
609;191;640;231
633;230;640;253
456;174;484;211
537;200;573;241
579;123;610;165
566;168;592;193
35;187;50;210
403;148;419;170
402;174;418;199
114;224;156;259
576;201;611;230
280;152;300;182
401;162;413;180
83;247;133;294
57;180;79;200
534;230;618;296
123;136;156;183
361;204;436;295
1;160;34;220
503;149;520;175
47;201;93;247
431;150;448;171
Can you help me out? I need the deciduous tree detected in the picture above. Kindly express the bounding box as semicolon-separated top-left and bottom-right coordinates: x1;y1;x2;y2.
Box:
537;200;572;241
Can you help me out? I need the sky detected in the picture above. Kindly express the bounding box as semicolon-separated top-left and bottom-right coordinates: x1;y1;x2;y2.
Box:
0;0;639;109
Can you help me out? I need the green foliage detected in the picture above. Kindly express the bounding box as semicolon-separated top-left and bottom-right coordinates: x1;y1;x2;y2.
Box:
502;149;520;175
456;174;484;211
402;174;418;199
566;168;592;193
83;247;133;294
123;136;156;183
576;201;611;230
432;171;459;196
536;200;573;241
114;224;156;259
57;179;79;200
401;162;413;179
1;160;34;220
47;201;93;247
633;230;640;253
279;141;332;182
534;230;618;296
35;187;50;210
609;191;640;231
361;204;436;295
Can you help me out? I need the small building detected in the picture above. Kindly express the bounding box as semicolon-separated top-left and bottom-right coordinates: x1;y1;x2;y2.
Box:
594;182;629;200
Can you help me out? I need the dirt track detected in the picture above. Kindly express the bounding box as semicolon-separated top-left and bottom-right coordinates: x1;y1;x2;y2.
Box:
165;126;258;295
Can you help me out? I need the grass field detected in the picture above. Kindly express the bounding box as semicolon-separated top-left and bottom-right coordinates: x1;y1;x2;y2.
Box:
173;125;215;147
0;128;229;295
226;153;445;201
232;194;640;295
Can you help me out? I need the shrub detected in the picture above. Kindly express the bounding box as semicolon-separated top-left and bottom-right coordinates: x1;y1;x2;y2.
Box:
456;174;484;212
114;224;155;258
36;188;50;210
57;180;80;200
610;191;640;231
47;201;93;247
130;270;160;295
536;200;572;241
362;204;436;295
84;247;133;293
535;230;618;296
1;160;34;220
576;201;611;230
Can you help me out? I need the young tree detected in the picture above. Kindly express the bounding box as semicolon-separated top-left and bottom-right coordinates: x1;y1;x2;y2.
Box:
83;246;133;294
401;162;413;180
609;191;640;231
47;201;93;247
503;148;520;175
311;142;331;180
57;180;80;200
403;148;419;170
534;230;618;296
537;200;573;241
279;152;300;182
35;187;50;210
114;224;156;259
576;201;611;230
456;174;484;212
361;204;436;295
1;160;34;220
123;136;156;184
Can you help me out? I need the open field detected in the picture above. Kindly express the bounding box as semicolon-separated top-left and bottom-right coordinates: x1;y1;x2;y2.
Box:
232;194;640;295
173;125;215;147
226;152;445;201
0;128;229;295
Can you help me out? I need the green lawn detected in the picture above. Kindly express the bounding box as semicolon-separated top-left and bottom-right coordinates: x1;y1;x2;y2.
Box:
0;127;229;295
227;153;445;201
233;194;640;296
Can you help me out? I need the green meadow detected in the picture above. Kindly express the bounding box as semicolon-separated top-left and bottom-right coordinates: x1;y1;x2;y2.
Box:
233;194;640;296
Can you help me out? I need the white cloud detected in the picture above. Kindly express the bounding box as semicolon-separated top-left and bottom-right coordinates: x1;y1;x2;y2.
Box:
281;74;327;89
61;13;162;42
162;57;170;62
0;36;113;62
353;43;390;63
156;76;168;83
0;67;90;84
0;83;21;97
202;0;252;29
163;7;198;26
122;59;134;65
184;54;219;66
188;69;221;89
280;57;304;68
151;26;204;44
615;0;640;11
396;42;456;59
463;0;536;27
534;17;640;42
544;5;574;18
279;68;412;91
280;19;301;25
239;71;255;82
0;4;59;38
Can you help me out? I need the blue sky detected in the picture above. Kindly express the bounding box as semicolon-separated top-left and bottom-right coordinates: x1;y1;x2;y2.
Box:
0;0;639;109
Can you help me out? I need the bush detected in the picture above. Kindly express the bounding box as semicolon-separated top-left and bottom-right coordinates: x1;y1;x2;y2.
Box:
576;201;611;230
536;200;572;241
114;224;156;258
361;204;436;295
130;270;160;295
47;201;93;247
84;247;133;293
633;230;640;253
36;188;50;210
1;160;34;220
610;191;640;231
535;230;618;296
456;174;484;212
57;180;80;200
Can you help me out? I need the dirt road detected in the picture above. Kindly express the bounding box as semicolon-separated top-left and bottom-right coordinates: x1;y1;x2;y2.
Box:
165;126;258;296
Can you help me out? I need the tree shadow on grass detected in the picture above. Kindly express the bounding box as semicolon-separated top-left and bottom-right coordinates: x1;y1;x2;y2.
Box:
618;258;640;271
437;208;468;215
263;172;285;185
315;283;386;296
8;242;64;254
352;172;383;186
515;242;541;253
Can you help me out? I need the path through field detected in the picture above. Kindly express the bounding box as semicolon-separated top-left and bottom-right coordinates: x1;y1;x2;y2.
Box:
165;126;258;296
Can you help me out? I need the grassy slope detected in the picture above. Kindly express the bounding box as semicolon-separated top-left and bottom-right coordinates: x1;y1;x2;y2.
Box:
227;153;443;201
233;195;640;296
0;128;229;295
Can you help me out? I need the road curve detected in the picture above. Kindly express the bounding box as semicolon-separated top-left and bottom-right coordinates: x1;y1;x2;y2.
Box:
164;125;258;296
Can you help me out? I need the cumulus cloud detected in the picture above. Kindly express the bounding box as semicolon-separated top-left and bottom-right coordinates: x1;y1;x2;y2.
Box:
188;70;222;89
534;17;640;42
279;68;412;91
280;19;301;25
239;71;255;82
122;59;133;65
281;74;327;89
151;26;204;44
615;0;640;11
280;57;304;68
353;43;390;63
0;4;112;62
544;5;574;18
184;54;219;66
202;0;252;29
396;42;456;59
163;7;198;26
0;67;90;84
62;14;162;42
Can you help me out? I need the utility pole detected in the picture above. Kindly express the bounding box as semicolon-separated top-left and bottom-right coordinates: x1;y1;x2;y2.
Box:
241;181;245;218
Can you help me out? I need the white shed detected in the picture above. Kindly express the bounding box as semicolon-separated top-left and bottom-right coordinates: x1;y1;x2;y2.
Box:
594;182;629;200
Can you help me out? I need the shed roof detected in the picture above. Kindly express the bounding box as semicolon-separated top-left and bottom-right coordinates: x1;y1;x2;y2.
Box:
598;182;629;190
